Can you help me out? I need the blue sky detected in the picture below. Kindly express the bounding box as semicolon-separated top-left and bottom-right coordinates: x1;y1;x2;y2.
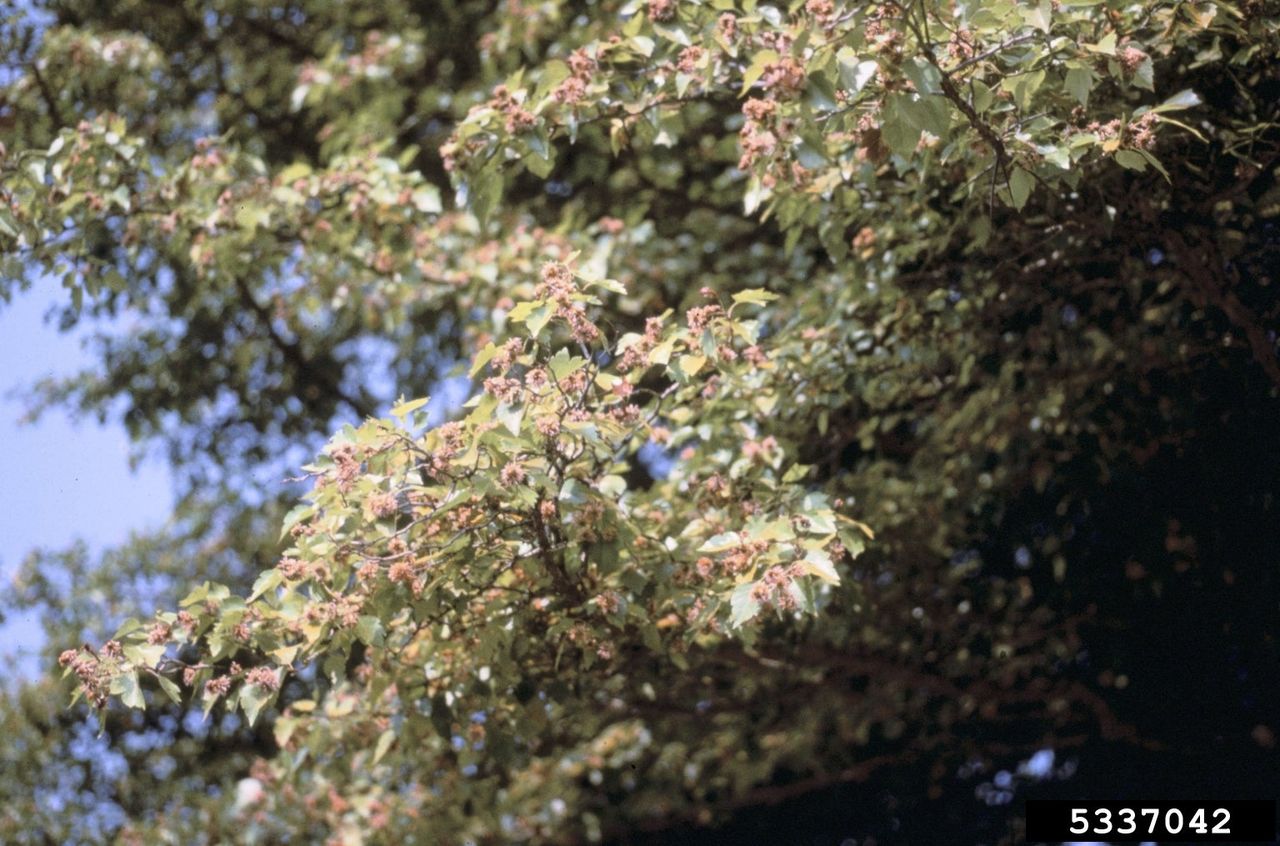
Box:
0;285;174;676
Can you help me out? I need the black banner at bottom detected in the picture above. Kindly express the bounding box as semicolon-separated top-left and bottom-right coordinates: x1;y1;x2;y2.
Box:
1025;800;1276;842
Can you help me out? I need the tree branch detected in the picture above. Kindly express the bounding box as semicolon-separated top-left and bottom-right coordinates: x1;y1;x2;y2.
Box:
1165;231;1280;390
230;274;378;419
29;60;67;129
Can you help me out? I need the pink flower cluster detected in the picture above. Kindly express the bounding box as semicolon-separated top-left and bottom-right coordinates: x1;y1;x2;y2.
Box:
490;84;537;134
58;647;113;708
648;0;676;22
554;49;598;105
535;262;601;342
368;491;400;519
619;317;665;372
750;563;806;611
330;443;362;493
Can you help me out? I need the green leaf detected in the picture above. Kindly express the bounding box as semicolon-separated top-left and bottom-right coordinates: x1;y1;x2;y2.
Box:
1009;167;1035;210
548;348;586;380
1137;149;1170;180
881;112;921;160
801;548;840;584
805;73;839;112
629;35;655;57
586;277;627;295
119;672;146;710
156;675;182;705
470;341;501;377
700;532;740;553
902;58;942;96
535;60;572;98
124;642;166;667
356;615;386;646
234;204;269;230
1065;66;1094;106
507;301;538;322
1085;32;1116;55
743;173;770;215
0;209;18;239
469;170;503;227
1113;150;1148;172
390;396;431;419
970;79;994;114
412;186;443;214
677;353;707;376
240;679;276;727
741;49;779;94
800;493;837;534
911;95;952;137
525;138;556;179
1003;69;1045;111
113;617;143;639
525;302;555;337
731;288;779;307
1021;0;1052;33
1152;89;1201;113
597;474;627;498
278;161;312;183
496;401;525;436
373;728;396;764
279;504;315;540
1132;57;1155;92
249;568;283;601
652;21;692;47
836;49;878;93
729;582;761;627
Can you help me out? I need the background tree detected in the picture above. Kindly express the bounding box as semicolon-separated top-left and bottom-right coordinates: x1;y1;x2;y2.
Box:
2;0;1278;843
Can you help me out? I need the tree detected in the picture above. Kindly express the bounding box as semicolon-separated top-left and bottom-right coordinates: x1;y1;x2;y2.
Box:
2;0;1278;843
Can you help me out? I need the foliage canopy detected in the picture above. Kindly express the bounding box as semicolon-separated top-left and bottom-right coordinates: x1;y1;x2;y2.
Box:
1;0;1278;842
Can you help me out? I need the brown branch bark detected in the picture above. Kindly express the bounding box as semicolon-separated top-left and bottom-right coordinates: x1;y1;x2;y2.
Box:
231;274;377;419
896;2;1013;177
29;60;67;130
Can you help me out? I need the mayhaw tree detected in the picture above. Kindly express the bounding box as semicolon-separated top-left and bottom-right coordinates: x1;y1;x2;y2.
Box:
2;0;1278;842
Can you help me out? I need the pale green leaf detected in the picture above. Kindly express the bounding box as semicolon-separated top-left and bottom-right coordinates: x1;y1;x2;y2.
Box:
1009;167;1035;210
1114;149;1148;171
390;396;431;419
496;401;525;436
1152;89;1201;113
836;49;878;93
729;582;761;627
1085;32;1117;55
0;209;18;239
881;113;921;160
802;548;840;584
240;680;277;728
156;675;182;705
587;277;627;295
741;49;779;94
700;532;740;553
1065;66;1094;106
731;288;779;307
1021;0;1052;33
249;568;284;601
356;615;386;646
373;728;396;764
278;162;312;183
469;170;503;227
119;672;146;710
